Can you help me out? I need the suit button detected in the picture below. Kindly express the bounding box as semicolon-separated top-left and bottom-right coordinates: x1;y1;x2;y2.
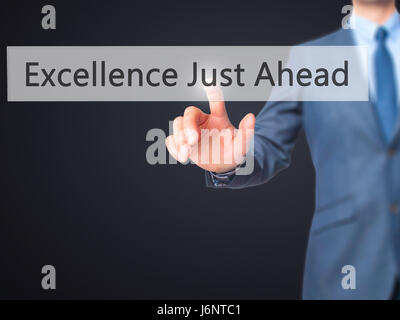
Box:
388;148;396;157
390;203;399;215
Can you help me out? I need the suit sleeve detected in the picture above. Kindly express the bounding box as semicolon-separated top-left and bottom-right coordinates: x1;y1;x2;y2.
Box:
206;99;303;189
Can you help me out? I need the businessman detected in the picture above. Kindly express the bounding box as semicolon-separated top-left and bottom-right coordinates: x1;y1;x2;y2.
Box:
165;0;400;299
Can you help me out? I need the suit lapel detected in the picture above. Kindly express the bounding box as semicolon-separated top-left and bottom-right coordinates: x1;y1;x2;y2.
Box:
389;103;400;147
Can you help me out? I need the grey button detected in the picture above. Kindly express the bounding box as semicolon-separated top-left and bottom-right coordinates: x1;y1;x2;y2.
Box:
216;183;227;187
390;203;399;214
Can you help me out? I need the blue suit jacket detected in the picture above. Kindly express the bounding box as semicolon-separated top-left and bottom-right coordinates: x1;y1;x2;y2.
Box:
207;29;400;299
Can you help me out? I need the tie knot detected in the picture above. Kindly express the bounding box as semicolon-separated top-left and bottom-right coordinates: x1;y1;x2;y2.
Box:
375;27;389;42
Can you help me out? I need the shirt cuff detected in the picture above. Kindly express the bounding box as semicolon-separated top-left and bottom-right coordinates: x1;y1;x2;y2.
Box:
205;162;246;188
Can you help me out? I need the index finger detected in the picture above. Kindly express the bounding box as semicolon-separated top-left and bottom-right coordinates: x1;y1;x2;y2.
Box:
204;86;228;118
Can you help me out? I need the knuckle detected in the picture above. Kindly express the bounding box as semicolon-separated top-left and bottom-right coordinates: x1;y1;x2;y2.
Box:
184;106;197;116
173;116;183;126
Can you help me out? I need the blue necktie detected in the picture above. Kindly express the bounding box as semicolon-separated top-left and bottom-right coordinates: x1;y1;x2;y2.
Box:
374;27;398;142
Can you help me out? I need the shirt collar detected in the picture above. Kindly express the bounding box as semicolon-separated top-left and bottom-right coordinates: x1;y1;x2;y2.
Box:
350;10;400;42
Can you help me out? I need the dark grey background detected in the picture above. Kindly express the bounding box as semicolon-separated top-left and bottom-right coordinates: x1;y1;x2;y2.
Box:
0;0;361;299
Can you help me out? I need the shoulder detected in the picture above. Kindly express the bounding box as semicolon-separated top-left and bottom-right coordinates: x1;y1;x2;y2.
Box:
300;28;354;46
